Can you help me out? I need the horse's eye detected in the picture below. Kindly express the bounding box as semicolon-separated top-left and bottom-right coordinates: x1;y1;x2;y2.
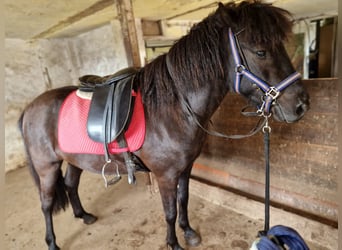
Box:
256;50;266;58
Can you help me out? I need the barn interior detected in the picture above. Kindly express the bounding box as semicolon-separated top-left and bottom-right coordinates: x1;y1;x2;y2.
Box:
5;0;338;249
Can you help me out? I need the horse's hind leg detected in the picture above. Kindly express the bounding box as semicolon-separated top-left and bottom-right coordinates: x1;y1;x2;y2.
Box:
64;163;97;224
39;161;68;250
177;166;201;247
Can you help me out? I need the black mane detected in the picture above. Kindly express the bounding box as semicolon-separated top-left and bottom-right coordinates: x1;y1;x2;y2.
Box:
221;1;293;48
136;0;294;117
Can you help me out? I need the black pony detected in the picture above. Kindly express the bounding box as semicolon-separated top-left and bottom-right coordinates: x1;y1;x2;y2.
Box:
18;1;309;249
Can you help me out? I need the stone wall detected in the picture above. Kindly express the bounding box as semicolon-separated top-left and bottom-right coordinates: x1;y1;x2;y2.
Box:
5;21;128;172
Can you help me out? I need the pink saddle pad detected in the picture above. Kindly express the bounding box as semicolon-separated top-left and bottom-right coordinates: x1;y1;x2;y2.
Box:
58;90;145;154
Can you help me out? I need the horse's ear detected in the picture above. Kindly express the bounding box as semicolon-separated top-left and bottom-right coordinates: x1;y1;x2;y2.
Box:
218;2;225;9
216;2;232;21
216;2;227;17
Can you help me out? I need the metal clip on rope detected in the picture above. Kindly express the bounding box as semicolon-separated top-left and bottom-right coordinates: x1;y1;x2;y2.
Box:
262;115;271;134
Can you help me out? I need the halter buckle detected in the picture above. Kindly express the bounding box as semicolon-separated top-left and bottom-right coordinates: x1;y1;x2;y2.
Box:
265;87;280;100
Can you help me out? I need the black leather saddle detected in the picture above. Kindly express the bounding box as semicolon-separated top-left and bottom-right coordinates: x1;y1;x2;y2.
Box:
78;67;148;185
79;67;138;144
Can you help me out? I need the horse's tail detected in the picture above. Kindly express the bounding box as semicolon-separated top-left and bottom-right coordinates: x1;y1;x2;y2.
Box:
52;170;70;214
18;111;69;214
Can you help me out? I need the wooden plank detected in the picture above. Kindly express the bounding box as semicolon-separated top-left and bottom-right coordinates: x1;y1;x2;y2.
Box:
206;114;337;147
303;78;338;97
190;178;338;233
191;163;338;224
116;0;141;67
203;138;337;169
206;114;337;146
197;152;337;193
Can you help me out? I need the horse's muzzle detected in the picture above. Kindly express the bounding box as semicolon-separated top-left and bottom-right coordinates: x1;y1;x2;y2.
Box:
273;93;310;123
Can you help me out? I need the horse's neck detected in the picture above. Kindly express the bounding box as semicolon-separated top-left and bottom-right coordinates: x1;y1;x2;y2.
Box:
186;79;228;123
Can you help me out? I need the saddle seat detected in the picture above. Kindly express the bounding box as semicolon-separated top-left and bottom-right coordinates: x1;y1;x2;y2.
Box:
79;67;140;89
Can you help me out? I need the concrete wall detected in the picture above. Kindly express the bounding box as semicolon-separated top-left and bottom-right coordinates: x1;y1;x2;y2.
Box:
69;21;128;76
5;21;128;172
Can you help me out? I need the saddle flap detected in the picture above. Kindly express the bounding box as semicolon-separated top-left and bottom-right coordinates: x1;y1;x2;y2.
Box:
87;76;134;143
108;77;134;141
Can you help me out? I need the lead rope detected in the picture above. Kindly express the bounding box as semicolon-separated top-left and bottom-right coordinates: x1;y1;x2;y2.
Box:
251;116;310;250
261;116;271;234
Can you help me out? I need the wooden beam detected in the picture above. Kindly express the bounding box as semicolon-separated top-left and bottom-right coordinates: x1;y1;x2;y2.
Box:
33;0;114;39
116;0;141;67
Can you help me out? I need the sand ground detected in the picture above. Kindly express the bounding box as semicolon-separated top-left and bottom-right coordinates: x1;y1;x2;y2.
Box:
4;167;337;250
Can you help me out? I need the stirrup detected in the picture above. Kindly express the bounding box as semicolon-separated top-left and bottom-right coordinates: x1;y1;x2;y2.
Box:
101;160;121;188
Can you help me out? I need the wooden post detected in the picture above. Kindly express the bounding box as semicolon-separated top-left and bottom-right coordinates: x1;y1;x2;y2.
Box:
116;0;141;67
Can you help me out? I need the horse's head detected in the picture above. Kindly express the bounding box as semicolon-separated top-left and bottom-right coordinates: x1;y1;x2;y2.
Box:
218;1;310;123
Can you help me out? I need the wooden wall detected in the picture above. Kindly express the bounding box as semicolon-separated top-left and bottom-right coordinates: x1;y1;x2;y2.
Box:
193;78;338;225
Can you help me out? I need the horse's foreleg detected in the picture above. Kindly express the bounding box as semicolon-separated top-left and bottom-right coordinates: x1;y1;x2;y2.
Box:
177;166;201;247
157;176;183;250
64;163;97;224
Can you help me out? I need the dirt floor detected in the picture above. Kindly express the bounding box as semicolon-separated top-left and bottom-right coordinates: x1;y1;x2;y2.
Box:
5;167;337;250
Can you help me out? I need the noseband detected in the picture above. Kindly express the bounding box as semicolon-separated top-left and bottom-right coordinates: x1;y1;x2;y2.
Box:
228;28;301;116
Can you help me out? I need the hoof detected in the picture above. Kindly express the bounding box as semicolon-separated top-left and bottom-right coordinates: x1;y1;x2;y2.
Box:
184;229;201;247
77;213;98;224
83;213;98;224
48;244;60;250
168;243;184;250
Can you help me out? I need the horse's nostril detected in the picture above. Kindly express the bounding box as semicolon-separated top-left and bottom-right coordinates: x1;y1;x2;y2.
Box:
296;105;304;116
296;103;308;116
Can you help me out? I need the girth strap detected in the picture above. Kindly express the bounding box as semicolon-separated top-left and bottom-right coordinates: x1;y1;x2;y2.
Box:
117;134;136;184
